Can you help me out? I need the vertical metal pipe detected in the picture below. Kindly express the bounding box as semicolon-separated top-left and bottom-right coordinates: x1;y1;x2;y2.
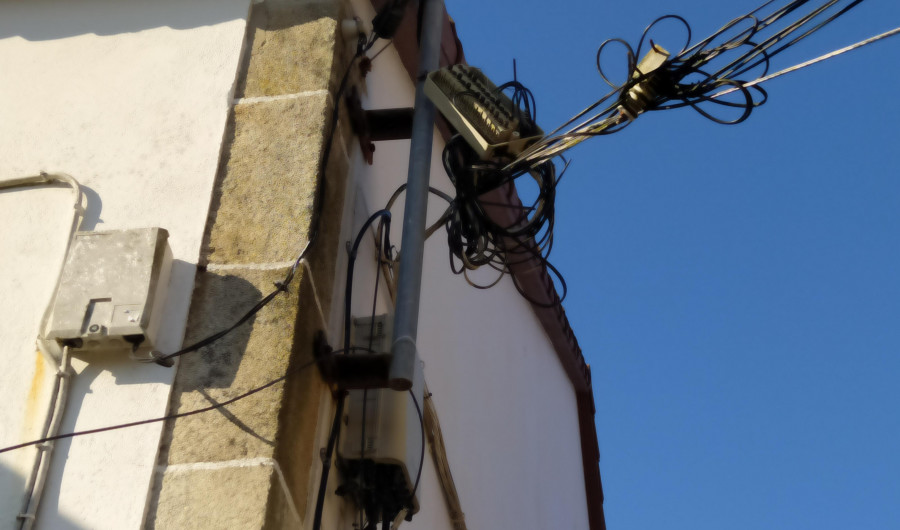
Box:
389;0;445;390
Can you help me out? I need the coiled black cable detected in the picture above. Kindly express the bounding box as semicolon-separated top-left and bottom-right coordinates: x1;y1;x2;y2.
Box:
312;210;391;530
151;30;378;367
439;132;568;305
513;0;870;169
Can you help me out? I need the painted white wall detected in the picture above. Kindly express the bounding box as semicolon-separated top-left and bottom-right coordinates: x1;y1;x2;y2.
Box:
0;0;590;527
340;1;592;528
0;0;250;528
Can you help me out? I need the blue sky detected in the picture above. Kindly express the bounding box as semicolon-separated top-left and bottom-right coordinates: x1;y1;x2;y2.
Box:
448;1;900;528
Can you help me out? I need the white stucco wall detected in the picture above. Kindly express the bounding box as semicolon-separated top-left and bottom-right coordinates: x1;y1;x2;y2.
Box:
340;1;592;528
0;0;250;527
1;0;591;527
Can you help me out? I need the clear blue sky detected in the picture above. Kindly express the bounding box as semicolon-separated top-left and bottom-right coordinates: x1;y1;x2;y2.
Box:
448;1;900;528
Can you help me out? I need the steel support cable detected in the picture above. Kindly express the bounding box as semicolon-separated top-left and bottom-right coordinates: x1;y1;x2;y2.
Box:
690;0;831;78
680;0;781;58
713;0;866;80
522;0;848;161
440;129;569;303
408;389;425;516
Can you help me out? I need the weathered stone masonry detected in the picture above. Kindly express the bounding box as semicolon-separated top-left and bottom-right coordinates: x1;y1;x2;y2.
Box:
146;1;355;527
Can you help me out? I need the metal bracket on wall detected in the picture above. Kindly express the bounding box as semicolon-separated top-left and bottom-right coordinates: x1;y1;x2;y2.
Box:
344;87;415;165
313;330;392;389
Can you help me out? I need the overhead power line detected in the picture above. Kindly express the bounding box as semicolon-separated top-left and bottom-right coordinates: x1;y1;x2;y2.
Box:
712;24;900;98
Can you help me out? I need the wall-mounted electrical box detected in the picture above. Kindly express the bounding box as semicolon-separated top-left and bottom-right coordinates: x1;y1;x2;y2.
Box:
40;227;173;362
425;64;543;160
339;313;425;516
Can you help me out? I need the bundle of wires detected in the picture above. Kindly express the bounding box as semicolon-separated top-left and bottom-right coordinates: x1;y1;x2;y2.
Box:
437;0;893;302
512;0;871;169
436;75;570;305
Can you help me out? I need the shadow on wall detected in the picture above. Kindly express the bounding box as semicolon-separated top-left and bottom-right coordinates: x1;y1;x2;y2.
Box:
174;269;262;392
78;186;103;231
0;0;249;41
0;458;25;530
155;269;273;451
0;460;87;530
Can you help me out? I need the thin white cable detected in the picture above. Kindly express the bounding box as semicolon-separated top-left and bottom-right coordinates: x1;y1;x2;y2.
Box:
1;174;83;529
18;347;72;530
712;25;900;98
301;258;333;344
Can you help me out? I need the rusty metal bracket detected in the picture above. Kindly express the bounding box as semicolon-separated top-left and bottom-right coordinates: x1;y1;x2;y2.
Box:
313;330;392;389
344;87;414;165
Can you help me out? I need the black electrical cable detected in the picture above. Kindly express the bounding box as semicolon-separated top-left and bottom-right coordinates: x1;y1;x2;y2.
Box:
358;212;391;530
0;357;322;455
312;210;392;530
513;0;873;169
439;126;569;305
408;388;425;508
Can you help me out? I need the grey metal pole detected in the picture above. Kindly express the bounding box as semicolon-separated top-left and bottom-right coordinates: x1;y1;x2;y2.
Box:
389;0;444;391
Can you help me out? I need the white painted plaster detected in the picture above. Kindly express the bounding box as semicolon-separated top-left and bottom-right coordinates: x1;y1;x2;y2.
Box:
0;0;251;528
0;0;593;527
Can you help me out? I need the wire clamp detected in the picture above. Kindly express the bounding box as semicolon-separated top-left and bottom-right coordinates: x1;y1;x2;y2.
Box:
273;280;290;294
616;105;637;123
135;350;175;368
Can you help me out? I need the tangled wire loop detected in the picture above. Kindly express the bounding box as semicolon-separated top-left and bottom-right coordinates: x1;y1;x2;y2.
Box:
597;14;770;125
441;135;567;305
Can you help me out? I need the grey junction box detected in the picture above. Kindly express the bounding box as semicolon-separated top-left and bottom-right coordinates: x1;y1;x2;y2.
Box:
41;227;173;361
